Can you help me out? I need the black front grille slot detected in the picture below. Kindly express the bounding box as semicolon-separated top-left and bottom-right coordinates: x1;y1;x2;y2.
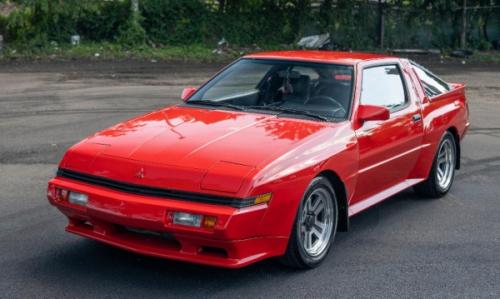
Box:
57;168;253;208
119;226;181;249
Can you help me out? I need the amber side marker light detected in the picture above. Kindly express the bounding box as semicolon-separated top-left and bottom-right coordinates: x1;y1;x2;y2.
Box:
54;188;69;201
203;216;217;229
253;193;272;205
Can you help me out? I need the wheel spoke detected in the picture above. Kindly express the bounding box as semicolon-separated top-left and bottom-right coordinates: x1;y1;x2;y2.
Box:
313;220;326;234
304;231;313;249
438;150;446;160
306;195;315;213
437;167;444;180
313;199;325;215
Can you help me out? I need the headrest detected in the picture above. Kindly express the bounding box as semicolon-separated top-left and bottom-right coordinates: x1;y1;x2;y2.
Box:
278;70;301;79
291;75;310;94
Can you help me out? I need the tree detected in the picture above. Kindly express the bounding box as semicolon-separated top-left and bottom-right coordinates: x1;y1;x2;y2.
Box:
460;0;467;48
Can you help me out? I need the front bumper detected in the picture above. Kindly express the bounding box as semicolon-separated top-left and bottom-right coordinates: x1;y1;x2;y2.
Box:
48;177;287;268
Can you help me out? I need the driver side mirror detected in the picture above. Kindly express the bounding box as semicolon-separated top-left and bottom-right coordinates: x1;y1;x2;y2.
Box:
181;87;197;102
357;104;390;123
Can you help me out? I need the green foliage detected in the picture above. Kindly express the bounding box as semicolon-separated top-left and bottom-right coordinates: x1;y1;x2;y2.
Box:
139;0;292;46
0;14;7;36
76;1;130;42
2;41;232;62
5;0;81;46
117;17;146;46
212;1;292;45
140;0;212;44
477;40;492;51
3;0;132;46
320;2;378;49
0;0;498;52
117;4;146;47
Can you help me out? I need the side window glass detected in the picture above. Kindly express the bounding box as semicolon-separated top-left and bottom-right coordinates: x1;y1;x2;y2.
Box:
360;65;406;109
411;63;450;97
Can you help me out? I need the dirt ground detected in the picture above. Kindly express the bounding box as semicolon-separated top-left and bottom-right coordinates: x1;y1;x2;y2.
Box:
0;58;499;298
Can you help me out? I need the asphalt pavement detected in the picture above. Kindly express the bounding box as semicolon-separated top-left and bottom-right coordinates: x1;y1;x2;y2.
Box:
0;60;499;298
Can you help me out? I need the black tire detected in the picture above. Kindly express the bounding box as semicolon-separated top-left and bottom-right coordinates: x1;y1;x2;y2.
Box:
280;176;338;269
414;131;457;198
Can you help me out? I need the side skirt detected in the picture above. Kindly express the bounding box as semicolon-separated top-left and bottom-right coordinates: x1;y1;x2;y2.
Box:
348;178;425;217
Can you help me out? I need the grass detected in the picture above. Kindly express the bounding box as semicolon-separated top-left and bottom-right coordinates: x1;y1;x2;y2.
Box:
0;42;242;63
467;51;500;63
1;42;498;64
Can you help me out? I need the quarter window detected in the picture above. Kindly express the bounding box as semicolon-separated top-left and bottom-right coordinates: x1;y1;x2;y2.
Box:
411;62;450;97
360;65;407;109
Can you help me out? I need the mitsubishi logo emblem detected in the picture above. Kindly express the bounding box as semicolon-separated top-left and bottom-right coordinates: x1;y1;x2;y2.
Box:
136;168;145;179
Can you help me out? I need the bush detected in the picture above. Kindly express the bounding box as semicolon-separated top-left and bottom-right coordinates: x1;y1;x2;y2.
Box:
1;0;498;52
5;0;81;46
139;0;292;46
0;14;6;33
140;0;213;45
3;0;131;46
478;40;492;51
117;14;146;46
76;1;130;42
215;2;292;45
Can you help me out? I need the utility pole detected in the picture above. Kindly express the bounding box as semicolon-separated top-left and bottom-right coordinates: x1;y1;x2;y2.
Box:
131;0;139;13
460;0;467;48
219;0;226;13
378;0;385;49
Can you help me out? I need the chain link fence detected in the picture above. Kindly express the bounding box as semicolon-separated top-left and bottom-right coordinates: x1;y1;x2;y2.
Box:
0;0;498;50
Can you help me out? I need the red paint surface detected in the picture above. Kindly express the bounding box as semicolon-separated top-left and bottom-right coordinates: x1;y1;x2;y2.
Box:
48;51;468;268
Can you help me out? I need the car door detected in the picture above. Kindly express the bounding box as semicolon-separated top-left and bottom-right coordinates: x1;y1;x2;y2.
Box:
352;62;424;203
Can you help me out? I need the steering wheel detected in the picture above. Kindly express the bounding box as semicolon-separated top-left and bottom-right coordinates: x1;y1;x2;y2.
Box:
304;95;346;116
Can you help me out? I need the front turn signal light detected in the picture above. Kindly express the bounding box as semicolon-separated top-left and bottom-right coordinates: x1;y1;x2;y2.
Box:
254;193;272;205
203;216;217;229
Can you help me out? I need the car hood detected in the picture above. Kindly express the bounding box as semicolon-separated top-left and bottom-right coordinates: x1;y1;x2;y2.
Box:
61;106;333;194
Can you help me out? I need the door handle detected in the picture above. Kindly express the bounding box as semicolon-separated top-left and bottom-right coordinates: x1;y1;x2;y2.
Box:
412;114;422;123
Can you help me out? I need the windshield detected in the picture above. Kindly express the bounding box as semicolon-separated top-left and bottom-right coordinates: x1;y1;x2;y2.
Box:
187;59;354;121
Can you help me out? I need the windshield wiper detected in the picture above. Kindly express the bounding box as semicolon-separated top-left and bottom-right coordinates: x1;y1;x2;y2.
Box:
186;100;246;111
276;108;329;121
188;100;328;121
247;105;329;121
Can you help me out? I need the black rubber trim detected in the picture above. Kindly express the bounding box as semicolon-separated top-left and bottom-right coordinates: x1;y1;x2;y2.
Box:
57;168;254;208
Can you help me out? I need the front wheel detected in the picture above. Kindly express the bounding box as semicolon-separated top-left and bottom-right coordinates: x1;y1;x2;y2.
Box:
280;176;338;269
414;131;457;198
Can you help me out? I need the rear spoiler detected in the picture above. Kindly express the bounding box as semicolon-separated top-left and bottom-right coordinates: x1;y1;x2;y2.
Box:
449;82;465;90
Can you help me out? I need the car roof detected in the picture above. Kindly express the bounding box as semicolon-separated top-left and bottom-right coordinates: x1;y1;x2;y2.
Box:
244;50;393;65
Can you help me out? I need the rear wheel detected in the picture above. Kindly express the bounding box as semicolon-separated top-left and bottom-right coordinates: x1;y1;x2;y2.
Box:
414;131;457;198
280;176;338;269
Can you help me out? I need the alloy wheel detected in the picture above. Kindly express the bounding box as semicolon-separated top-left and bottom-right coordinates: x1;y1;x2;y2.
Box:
298;187;334;257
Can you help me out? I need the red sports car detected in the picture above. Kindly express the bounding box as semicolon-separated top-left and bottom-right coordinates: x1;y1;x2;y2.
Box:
47;51;469;268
